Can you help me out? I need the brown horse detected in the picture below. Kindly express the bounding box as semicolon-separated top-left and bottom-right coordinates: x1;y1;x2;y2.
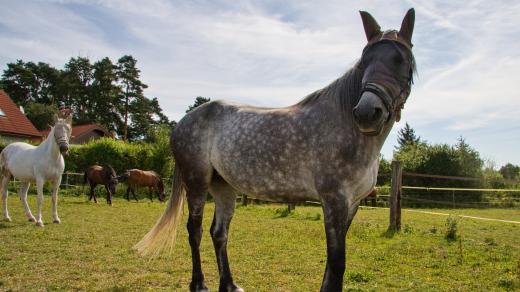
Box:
84;165;118;205
362;188;377;207
119;169;165;202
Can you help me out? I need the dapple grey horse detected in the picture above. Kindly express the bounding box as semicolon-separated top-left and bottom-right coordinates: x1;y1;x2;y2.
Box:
137;9;416;292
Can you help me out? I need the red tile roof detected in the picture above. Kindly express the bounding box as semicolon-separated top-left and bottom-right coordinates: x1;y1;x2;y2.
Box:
70;124;110;139
41;123;110;141
0;90;42;138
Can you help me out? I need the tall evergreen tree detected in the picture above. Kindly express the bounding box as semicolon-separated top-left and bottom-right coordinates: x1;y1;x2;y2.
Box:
62;57;93;123
396;122;420;149
117;55;148;141
91;57;122;132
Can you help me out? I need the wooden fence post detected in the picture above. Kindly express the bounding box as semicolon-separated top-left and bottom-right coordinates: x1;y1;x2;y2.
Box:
242;194;248;206
388;160;403;232
288;203;296;212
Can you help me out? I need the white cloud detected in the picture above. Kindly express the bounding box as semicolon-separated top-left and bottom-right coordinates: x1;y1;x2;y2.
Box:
1;0;519;165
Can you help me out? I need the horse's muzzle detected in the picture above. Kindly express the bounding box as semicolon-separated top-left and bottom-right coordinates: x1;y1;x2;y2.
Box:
59;144;69;155
353;91;388;136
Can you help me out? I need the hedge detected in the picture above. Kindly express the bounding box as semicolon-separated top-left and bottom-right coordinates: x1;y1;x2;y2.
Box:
65;137;174;178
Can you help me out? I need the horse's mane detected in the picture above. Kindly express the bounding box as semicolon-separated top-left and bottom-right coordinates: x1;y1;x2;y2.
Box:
295;47;416;117
295;62;364;117
102;165;116;177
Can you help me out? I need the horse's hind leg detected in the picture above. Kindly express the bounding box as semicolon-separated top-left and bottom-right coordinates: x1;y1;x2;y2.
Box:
185;174;211;291
19;182;35;222
209;177;243;292
89;184;98;203
1;175;11;221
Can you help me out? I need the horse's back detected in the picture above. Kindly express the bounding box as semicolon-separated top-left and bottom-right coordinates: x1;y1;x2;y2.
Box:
1;142;38;179
172;100;319;201
127;169;158;186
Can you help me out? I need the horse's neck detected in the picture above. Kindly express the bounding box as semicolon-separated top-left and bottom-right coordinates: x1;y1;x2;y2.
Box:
39;129;62;162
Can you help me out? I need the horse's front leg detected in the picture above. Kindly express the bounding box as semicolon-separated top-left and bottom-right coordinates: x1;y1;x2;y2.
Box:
51;177;62;224
319;193;350;292
104;185;112;205
35;177;45;227
148;187;153;202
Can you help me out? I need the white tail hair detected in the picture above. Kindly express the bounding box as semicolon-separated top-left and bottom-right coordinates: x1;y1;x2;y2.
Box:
134;165;185;257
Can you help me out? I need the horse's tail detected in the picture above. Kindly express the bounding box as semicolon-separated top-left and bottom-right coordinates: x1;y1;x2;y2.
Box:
0;150;7;179
83;171;88;185
134;164;185;257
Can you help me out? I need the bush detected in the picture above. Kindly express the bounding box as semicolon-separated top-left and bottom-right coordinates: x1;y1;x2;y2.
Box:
65;137;174;178
445;216;458;241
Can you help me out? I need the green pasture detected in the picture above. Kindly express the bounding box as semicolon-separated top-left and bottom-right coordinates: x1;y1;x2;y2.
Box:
0;193;518;291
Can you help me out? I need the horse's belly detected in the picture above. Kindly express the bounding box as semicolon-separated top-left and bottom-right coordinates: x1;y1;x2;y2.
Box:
213;159;319;202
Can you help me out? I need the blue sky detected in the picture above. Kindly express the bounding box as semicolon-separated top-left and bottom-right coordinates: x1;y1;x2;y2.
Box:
1;0;519;167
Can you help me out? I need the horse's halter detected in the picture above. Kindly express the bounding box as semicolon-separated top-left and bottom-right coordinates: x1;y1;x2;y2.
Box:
358;30;414;123
53;124;70;147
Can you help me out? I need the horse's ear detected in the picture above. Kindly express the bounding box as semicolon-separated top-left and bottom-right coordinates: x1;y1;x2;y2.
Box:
399;8;415;44
359;11;381;42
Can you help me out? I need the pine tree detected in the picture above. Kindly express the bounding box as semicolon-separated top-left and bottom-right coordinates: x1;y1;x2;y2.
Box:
117;55;148;141
396;122;420;149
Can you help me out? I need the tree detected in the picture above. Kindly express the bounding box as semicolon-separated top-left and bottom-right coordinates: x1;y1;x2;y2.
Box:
91;57;122;132
0;60;61;106
186;96;210;113
455;136;483;178
117;55;148;141
62;57;93;123
499;163;520;180
25;103;58;130
396;122;420;149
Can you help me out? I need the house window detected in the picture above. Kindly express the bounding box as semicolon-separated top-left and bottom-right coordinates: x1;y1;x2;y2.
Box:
0;108;5;117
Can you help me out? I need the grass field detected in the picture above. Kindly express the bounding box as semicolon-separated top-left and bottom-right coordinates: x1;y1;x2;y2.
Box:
0;194;519;291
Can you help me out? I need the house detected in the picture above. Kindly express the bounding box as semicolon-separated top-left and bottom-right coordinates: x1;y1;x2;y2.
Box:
0;90;42;143
41;123;112;144
69;124;112;144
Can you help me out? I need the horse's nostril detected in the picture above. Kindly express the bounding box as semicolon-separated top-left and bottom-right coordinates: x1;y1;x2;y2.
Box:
353;107;360;119
373;107;383;121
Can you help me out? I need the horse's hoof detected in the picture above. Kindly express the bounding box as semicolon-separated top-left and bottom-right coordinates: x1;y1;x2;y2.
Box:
222;284;244;292
190;281;209;292
53;219;61;224
35;221;44;227
28;217;36;222
4;217;12;222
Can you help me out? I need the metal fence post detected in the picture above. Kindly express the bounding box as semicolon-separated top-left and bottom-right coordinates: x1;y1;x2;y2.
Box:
388;160;403;232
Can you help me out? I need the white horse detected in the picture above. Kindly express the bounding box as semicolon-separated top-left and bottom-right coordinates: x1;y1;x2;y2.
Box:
0;116;72;227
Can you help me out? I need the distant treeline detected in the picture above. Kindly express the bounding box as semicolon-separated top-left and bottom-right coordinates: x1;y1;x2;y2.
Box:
0;56;173;141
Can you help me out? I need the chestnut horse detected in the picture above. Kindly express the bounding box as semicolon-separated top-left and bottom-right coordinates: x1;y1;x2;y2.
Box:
362;188;377;207
84;165;118;205
119;169;165;202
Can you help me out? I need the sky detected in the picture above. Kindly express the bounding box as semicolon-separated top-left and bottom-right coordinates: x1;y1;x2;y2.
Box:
0;0;519;167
